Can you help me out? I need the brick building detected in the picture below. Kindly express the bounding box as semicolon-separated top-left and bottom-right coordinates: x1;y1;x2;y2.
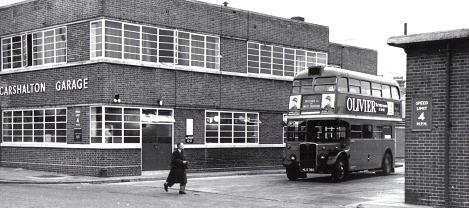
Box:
0;0;377;177
389;30;469;207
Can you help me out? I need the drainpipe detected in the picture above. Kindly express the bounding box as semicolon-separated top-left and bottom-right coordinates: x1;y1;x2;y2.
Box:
444;41;451;207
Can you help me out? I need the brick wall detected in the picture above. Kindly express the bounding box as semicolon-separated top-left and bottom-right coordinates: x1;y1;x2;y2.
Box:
102;0;329;51
405;40;469;208
185;147;283;171
1;147;141;176
328;43;378;75
0;0;102;35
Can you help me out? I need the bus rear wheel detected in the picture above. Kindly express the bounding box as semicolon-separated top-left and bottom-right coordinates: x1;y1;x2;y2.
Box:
380;153;392;175
286;166;299;181
331;158;347;182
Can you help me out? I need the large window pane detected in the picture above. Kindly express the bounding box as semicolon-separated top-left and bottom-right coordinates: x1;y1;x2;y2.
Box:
206;111;259;144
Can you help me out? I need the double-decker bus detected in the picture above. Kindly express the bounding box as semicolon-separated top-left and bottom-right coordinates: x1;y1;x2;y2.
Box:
283;66;402;182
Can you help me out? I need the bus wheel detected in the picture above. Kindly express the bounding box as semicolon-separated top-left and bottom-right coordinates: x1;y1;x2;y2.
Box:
286;166;299;181
381;153;392;175
331;158;347;182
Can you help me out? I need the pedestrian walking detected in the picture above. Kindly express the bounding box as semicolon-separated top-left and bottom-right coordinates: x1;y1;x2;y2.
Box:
164;142;189;194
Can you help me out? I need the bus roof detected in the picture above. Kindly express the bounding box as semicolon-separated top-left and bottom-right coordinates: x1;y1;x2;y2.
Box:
295;66;399;87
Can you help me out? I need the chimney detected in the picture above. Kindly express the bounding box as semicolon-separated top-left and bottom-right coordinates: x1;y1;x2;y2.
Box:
291;16;305;22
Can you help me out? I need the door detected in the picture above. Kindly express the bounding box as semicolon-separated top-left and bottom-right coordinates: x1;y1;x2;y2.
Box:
142;124;173;171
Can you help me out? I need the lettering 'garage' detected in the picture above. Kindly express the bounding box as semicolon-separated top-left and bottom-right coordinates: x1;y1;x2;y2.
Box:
56;78;89;91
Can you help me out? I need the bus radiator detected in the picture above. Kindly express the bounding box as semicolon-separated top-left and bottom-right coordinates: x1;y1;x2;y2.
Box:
300;143;317;170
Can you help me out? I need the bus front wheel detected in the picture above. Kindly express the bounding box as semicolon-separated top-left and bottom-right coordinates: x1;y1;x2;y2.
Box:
286;166;299;181
331;158;347;182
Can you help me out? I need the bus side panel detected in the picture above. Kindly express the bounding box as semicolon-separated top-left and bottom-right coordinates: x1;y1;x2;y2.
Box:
348;138;371;171
370;139;396;169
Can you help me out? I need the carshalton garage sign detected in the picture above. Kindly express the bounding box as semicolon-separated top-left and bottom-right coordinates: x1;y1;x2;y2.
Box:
0;78;89;96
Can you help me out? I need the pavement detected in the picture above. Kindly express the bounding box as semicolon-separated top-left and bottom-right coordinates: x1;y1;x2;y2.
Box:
0;159;430;208
0;159;404;184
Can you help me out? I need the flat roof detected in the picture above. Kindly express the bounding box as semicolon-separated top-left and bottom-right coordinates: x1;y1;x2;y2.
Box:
388;28;469;48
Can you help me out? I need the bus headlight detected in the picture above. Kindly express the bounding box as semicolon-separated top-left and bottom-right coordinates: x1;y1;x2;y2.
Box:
290;154;296;161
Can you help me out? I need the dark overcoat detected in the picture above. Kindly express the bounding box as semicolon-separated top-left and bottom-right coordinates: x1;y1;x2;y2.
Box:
166;149;187;185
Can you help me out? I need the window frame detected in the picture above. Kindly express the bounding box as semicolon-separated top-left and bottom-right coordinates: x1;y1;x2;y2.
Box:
205;110;260;144
246;41;328;78
2;108;67;143
90;19;220;70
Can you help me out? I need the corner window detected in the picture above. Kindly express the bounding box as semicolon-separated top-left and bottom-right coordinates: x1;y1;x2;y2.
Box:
1;26;67;71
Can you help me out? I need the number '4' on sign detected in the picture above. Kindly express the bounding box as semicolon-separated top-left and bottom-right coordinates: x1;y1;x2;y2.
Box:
418;112;425;121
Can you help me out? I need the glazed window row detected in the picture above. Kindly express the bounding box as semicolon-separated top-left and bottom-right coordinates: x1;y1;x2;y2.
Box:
292;77;401;100
1;27;67;70
90;19;220;69
2;108;67;143
247;42;327;77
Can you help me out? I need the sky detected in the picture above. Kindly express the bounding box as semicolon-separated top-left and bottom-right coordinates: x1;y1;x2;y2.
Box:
2;0;469;79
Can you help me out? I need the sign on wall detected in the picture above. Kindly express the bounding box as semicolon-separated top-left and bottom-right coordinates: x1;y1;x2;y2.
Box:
411;97;432;131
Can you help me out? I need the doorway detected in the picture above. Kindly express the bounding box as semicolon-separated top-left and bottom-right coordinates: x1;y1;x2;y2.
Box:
142;124;173;171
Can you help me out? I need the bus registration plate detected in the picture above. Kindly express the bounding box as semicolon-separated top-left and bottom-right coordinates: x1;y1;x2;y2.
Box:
302;168;315;172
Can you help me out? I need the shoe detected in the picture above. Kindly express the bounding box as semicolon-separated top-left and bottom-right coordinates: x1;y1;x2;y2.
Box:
179;191;186;194
164;183;168;192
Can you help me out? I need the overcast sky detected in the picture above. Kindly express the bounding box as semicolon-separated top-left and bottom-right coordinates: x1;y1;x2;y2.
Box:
2;0;469;79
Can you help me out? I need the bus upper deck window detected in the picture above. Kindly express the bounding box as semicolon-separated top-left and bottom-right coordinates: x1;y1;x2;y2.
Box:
382;85;391;98
300;79;314;94
349;79;361;94
391;86;400;100
361;81;371;96
372;83;382;97
314;77;336;92
338;77;348;92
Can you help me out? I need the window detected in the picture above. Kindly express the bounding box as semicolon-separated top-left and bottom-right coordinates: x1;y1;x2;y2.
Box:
383;125;393;139
349;79;361;94
2;108;66;143
158;29;174;63
205;111;259;144
142;26;158;63
300;79;313;94
391;86;400;100
338;77;348;92
91;106;143;144
1;26;67;71
90;106;173;144
314;77;336;92
247;42;327;77
123;24;140;60
91;19;219;69
260;45;272;75
361;81;371;96
178;32;219;69
90;21;103;58
1;35;27;69
350;124;373;139
372;83;382;97
382;85;391;99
